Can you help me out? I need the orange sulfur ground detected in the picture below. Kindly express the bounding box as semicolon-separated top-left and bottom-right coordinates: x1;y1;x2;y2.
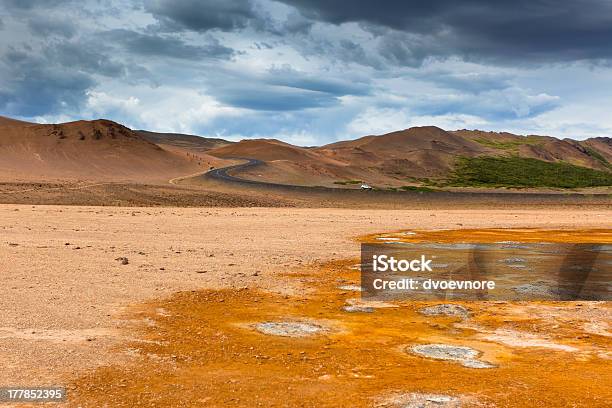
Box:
71;230;611;407
362;228;612;244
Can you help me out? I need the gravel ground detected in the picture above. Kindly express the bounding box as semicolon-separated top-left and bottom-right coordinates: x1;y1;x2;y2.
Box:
1;205;610;386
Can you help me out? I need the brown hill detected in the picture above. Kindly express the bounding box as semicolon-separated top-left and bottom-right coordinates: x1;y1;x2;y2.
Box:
208;138;365;186
0;117;219;182
210;126;611;188
209;139;322;162
316;126;492;179
323;126;488;155
0;116;32;126
136;130;232;153
206;127;495;186
1;114;609;188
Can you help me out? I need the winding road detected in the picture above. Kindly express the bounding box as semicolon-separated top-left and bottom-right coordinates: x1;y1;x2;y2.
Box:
201;157;612;204
205;158;266;185
203;157;334;191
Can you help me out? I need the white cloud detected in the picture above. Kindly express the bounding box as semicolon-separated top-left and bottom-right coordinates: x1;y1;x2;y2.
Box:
347;106;410;135
3;0;611;142
87;91;140;112
407;114;490;130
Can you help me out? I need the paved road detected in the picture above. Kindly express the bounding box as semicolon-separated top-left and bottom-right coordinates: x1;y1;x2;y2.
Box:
203;157;612;202
204;157;364;192
204;157;348;191
205;158;267;185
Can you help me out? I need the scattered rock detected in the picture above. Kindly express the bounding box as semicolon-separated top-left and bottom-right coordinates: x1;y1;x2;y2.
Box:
506;264;527;269
384;392;461;407
460;359;496;369
195;270;207;274
501;257;526;264
115;257;129;265
411;343;477;360
338;284;362;292
481;328;579;352
419;304;469;318
409;344;494;369
512;282;560;298
342;305;374;313
345;298;397;309
254;321;325;337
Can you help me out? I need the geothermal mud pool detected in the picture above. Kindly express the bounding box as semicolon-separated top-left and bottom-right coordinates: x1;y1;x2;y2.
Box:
71;229;611;407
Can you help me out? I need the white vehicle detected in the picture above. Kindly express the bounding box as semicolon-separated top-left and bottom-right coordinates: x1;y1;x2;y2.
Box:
360;183;373;190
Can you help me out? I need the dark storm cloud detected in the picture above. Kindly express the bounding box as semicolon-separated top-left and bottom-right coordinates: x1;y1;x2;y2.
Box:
0;48;94;116
1;0;79;38
27;15;76;38
376;31;441;67
295;36;377;68
45;41;127;77
416;71;513;94
267;66;370;96
144;0;257;32
278;0;612;63
0;36;146;117
205;66;369;111
279;11;313;35
2;0;605;139
1;0;72;10
144;0;315;36
103;29;235;60
212;84;337;111
39;39;157;87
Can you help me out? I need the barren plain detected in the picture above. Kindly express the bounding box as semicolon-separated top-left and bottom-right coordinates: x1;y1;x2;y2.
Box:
1;205;611;407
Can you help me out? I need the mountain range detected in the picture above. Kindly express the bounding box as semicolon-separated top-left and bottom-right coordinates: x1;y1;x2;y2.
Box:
1;115;610;189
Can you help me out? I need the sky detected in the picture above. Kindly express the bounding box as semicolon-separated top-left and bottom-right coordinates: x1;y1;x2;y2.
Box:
1;0;612;145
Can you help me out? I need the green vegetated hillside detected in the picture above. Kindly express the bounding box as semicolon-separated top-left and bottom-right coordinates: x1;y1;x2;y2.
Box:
449;157;612;188
582;146;612;170
470;136;542;151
